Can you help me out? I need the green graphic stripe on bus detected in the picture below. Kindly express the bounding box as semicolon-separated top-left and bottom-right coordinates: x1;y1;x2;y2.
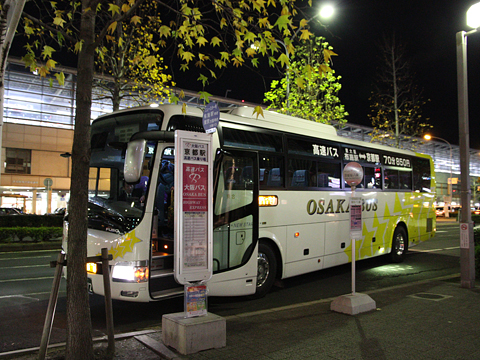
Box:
345;192;435;262
96;230;142;260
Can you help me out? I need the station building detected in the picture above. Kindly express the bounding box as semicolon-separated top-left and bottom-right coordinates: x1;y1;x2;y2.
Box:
2;57;480;214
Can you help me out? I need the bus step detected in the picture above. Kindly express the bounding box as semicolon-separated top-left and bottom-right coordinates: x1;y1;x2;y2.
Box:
150;273;183;298
151;254;173;272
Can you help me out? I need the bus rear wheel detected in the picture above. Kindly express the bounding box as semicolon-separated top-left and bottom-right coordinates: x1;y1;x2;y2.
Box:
253;242;277;299
390;226;407;263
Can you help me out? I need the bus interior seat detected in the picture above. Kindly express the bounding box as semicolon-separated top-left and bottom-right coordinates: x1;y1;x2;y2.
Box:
317;173;329;188
267;168;282;186
291;170;309;187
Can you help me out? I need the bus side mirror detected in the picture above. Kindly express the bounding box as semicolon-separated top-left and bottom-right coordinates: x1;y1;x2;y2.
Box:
124;139;146;183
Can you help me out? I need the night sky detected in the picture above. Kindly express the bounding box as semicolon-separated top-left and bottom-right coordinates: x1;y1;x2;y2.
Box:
196;0;480;149
9;1;480;149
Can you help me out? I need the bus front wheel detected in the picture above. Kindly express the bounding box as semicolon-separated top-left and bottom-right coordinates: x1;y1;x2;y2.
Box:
253;242;277;299
390;226;407;263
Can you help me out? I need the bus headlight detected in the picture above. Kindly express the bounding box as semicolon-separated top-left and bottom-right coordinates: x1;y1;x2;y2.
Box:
112;261;149;283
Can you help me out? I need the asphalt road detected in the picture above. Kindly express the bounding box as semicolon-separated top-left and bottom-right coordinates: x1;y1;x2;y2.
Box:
0;221;462;353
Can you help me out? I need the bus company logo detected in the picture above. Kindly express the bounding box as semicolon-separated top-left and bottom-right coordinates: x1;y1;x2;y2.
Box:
306;198;378;215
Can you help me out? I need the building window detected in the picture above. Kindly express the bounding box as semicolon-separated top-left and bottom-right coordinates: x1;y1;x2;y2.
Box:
4;148;31;174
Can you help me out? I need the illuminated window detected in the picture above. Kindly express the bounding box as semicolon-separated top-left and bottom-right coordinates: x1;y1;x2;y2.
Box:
4;148;31;174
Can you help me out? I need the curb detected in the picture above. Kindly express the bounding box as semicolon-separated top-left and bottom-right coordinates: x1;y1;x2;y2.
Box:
0;330;159;359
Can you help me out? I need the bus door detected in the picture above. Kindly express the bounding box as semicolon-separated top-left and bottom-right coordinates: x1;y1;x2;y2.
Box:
212;149;259;291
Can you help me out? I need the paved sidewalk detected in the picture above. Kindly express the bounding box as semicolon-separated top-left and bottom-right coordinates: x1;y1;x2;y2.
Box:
170;277;480;360
7;275;479;360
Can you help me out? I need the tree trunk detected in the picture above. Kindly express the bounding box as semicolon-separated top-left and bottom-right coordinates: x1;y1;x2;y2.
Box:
65;1;95;359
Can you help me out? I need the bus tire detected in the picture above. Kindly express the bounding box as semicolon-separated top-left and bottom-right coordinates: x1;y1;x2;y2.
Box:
253;242;277;299
389;226;407;263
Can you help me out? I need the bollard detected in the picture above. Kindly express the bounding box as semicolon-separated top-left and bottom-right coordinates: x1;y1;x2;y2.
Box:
38;252;65;360
101;248;115;358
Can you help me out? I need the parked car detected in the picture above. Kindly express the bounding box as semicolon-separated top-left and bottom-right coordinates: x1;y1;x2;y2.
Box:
52;207;67;216
0;207;23;215
435;205;461;217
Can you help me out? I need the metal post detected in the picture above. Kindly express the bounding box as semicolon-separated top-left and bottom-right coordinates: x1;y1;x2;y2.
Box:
456;30;475;288
351;185;356;295
101;247;115;357
38;252;65;360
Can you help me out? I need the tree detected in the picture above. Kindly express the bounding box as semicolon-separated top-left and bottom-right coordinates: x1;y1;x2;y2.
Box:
264;36;348;125
19;1;319;358
94;1;173;111
368;35;431;147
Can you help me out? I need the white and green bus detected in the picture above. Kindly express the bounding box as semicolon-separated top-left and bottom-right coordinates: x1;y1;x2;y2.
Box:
62;104;436;302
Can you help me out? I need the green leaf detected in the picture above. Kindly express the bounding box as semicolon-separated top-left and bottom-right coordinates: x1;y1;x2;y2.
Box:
41;46;55;59
54;72;65;86
159;25;171;38
274;15;289;32
198;91;211;103
181;51;195;63
211;37;222;47
253;105;264;119
108;3;120;16
74;40;84;53
197;74;209;87
277;53;289;68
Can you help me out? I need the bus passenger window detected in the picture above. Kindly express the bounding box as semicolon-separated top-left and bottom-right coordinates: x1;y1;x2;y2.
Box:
259;155;284;188
399;171;412;190
364;167;382;189
288;158;313;188
384;169;399;189
291;170;309;187
318;161;341;189
267;168;282;186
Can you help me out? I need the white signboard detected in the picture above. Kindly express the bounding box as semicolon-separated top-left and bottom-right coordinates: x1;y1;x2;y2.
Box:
344;162;363;187
174;130;213;284
460;223;470;249
350;197;363;239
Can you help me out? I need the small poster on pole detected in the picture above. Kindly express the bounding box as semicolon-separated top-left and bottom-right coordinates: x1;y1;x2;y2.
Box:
350;197;362;239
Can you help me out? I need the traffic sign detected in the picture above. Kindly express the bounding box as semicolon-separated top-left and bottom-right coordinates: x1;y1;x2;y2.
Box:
202;102;220;134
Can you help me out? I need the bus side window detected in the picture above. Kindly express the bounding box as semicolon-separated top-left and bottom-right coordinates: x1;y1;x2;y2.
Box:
259;155;284;188
384;169;399;189
399;171;412;190
267;168;282;186
291;170;309;187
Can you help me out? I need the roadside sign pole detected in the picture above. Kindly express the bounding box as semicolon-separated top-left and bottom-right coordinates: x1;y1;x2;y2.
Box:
162;104;226;355
331;162;376;315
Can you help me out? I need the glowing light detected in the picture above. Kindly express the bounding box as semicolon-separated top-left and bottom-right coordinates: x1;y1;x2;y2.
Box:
86;262;97;274
259;195;278;206
467;2;480;29
319;4;334;19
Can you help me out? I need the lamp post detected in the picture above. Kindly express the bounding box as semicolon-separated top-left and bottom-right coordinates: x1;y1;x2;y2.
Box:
424;135;453;218
456;2;480;289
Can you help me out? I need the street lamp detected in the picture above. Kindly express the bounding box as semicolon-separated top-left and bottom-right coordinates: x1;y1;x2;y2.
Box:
424;135;453;218
456;2;479;289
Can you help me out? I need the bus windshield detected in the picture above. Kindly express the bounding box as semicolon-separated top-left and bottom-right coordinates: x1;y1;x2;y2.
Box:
88;166;148;233
87;109;164;233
